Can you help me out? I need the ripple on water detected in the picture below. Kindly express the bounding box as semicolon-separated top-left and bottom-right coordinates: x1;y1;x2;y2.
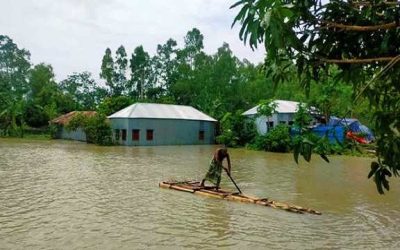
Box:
1;140;400;249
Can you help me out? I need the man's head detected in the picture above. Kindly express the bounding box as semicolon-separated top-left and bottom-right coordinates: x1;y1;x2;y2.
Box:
216;147;228;160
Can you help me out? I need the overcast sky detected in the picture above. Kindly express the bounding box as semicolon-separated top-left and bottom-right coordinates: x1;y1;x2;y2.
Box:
0;0;265;81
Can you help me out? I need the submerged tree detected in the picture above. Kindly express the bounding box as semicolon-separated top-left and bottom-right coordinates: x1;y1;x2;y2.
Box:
232;0;400;193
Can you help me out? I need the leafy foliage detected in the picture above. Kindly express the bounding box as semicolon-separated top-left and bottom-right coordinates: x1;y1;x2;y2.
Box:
1;27;384;192
60;72;107;110
66;113;113;146
0;35;30;136
97;96;134;116
217;111;257;147
100;48;115;96
251;124;291;152
256;99;277;117
129;46;152;99
291;104;331;163
232;0;400;193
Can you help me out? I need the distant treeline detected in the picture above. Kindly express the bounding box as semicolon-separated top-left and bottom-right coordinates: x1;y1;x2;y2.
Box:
0;29;371;137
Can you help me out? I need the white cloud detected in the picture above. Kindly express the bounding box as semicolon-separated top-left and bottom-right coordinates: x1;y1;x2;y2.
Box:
0;0;265;81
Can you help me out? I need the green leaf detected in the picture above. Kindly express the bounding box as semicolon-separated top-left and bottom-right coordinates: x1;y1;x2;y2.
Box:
302;143;312;162
374;173;384;195
368;162;379;179
230;0;248;9
383;168;392;177
263;9;272;28
294;144;300;164
383;178;390;191
232;4;250;27
302;138;314;146
278;7;294;19
320;154;330;163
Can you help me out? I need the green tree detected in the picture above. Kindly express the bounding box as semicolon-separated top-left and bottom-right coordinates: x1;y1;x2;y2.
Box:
0;35;31;96
129;46;152;99
232;0;400;193
100;48;114;96
217;111;257;147
97;96;134;116
114;45;128;96
182;28;204;68
154;39;178;92
233;60;273;108
25;63;60;127
0;98;26;137
60;72;106;110
0;35;31;135
257;99;277;132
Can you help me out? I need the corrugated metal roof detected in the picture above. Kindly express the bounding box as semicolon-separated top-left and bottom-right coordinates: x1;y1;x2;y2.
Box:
108;103;217;122
242;100;303;116
50;111;97;125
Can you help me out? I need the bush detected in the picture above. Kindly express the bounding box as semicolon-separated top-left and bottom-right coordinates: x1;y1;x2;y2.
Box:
66;113;113;146
84;114;113;146
216;111;257;147
251;125;291;152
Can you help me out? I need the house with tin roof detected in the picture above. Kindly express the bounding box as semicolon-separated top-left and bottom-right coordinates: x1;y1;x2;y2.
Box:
50;111;97;141
107;103;217;146
243;100;317;135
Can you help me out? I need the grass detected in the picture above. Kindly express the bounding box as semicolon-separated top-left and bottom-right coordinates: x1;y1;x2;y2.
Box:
23;133;51;140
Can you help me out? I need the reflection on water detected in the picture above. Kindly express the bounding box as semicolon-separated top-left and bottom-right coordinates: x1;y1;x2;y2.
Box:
0;138;400;249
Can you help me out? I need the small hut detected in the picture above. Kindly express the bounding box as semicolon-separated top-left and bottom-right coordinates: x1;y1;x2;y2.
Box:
50;111;96;141
107;103;217;146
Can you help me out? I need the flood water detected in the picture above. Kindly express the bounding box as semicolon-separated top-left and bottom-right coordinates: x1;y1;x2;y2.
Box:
0;138;399;249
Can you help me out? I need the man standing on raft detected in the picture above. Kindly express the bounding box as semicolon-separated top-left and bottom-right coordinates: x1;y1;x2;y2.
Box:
200;148;231;190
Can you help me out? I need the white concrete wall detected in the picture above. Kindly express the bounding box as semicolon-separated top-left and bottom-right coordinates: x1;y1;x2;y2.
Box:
251;113;296;135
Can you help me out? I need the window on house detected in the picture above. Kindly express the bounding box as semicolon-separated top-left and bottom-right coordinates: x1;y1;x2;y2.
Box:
132;129;140;141
279;121;286;125
267;121;274;130
199;131;205;140
115;129;120;140
288;121;294;126
146;129;153;141
121;129;127;141
199;121;205;130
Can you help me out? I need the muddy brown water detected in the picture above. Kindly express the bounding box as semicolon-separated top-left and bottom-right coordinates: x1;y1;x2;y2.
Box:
0;138;399;249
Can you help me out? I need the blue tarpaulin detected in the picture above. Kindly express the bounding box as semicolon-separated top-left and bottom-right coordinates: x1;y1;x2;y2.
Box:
328;116;375;142
311;125;345;143
290;116;374;144
290;125;344;144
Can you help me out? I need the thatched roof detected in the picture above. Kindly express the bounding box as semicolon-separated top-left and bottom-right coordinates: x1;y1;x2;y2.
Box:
50;111;97;125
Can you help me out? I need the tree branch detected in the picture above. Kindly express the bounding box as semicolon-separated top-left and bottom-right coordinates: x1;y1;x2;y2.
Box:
350;1;400;7
321;21;397;31
320;56;399;64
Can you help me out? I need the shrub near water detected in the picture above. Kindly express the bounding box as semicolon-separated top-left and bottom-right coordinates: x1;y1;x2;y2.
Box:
66;113;113;146
251;125;291;152
216;111;257;147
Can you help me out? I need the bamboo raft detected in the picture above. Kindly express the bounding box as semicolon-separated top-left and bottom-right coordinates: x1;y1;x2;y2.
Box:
159;181;321;215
